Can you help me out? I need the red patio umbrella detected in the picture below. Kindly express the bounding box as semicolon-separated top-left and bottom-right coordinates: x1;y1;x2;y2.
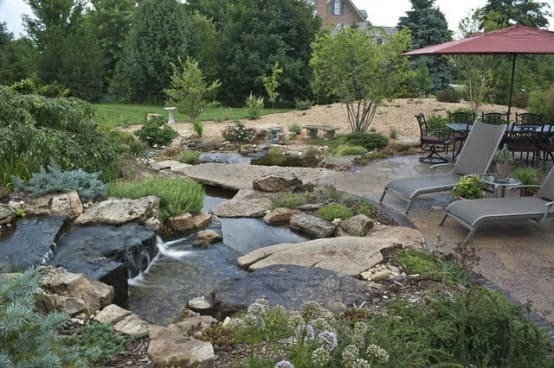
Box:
404;24;554;119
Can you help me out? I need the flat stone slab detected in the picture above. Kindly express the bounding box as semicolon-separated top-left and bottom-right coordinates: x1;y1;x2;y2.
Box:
211;189;275;218
151;160;191;172
182;163;333;190
94;304;149;337
212;264;373;318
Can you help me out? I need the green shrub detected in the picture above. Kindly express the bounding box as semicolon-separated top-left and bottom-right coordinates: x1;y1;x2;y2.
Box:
192;120;204;137
109;177;204;221
12;163;108;201
294;99;313;110
452;175;484;199
245;93;264;120
334;144;368;156
393;248;469;285
436;88;461;103
76;322;125;365
135;119;178;147
177;149;201;164
0;269;84;367
426;114;448;135
389;128;398;139
316;203;353;221
345;132;388;150
222;121;256;143
529;83;554;121
288;123;302;135
271;192;311;209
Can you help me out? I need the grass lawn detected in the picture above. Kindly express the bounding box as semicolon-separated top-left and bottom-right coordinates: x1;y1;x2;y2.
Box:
93;103;290;129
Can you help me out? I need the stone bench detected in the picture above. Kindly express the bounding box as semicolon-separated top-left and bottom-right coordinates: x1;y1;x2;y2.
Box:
303;125;338;139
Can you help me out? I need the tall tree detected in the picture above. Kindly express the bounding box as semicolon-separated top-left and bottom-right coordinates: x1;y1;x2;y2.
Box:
478;0;551;30
218;0;321;106
23;0;104;100
310;28;414;132
397;0;453;92
117;0;190;102
0;23;37;84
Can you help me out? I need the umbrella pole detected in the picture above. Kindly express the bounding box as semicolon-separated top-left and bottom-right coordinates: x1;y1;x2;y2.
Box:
507;54;517;122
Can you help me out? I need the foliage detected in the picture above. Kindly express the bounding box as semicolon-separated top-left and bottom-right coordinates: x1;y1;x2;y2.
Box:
186;12;222;83
192;120;204;137
0;89;121;187
177;149;201;164
135;119;178;147
263;61;283;107
288;123;302;135
165;57;221;122
222;121;256;143
108;177;204;221
311;27;414;132
436;88;461;103
452;175;485;199
477;0;551;30
397;0;453;92
116;0;189;102
12;163;108;202
0;268;84;367
393;248;469;285
260;147;287;166
529;83;554;121
388;129;398;139
218;0;320;106
316;203;353;221
334;145;368;157
295;99;313;110
245;93;264;120
511;166;539;186
0;25;37;85
271;192;311;209
345;132;389;151
76;322;125;365
426;114;448;135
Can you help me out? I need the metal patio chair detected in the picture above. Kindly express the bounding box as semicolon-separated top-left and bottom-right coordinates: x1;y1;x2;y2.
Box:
380;122;506;214
440;166;554;245
415;113;450;164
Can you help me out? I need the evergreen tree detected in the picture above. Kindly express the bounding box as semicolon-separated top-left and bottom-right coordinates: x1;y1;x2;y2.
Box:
218;0;321;106
478;0;551;30
116;0;190;102
398;0;453;92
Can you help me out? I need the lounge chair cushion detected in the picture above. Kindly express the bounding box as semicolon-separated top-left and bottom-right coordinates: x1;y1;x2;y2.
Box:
445;196;549;226
386;173;460;200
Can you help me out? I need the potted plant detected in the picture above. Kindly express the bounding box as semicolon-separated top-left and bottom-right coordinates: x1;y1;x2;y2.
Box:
494;144;512;180
512;166;539;196
452;175;485;199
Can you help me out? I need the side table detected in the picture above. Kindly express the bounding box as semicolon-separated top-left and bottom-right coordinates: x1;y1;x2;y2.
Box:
480;175;521;197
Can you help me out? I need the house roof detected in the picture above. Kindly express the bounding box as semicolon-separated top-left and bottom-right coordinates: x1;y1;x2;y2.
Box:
340;0;367;22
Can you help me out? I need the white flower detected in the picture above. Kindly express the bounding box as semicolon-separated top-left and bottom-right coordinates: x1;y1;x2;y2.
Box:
367;344;390;363
311;347;330;367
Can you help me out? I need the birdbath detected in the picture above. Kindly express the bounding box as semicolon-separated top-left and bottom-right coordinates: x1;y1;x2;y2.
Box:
164;107;176;124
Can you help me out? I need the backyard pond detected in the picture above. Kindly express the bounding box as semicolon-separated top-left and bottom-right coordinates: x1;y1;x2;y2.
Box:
127;189;308;325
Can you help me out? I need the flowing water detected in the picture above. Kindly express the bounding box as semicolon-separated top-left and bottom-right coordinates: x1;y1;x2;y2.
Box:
128;190;307;325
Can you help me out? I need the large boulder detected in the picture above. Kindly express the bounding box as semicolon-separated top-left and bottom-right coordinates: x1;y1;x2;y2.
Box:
252;172;302;192
37;266;113;317
289;213;335;238
74;196;159;226
263;207;300;224
338;214;374;236
0;216;65;272
211;265;374;319
14;191;83;219
49;223;157;306
238;236;385;276
148;325;215;368
211;189;274;218
94;304;149;337
368;225;425;247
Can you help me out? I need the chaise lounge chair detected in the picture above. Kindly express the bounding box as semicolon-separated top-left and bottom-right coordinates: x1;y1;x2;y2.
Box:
380;123;506;214
440;166;554;245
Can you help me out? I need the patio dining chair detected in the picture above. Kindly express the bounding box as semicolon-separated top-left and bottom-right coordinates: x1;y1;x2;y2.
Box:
380;122;506;214
538;123;554;167
481;112;509;125
415;113;450;164
440;165;554;245
449;111;476;159
506;113;544;165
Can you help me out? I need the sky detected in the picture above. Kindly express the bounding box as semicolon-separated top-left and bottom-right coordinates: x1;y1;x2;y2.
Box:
0;0;553;39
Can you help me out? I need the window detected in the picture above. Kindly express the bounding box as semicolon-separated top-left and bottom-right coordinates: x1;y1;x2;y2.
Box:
332;0;343;16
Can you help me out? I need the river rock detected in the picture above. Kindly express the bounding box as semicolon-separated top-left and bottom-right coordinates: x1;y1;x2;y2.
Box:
289;213;335;238
74;196;160;226
94;304;149;337
193;230;221;247
238;236;386;276
167;212;212;232
211;189;273;218
339;214;374;236
148;325;215;368
211;265;373;319
49;191;83;218
49;223;157;306
252;172;302;192
0;216;65;272
0;204;13;225
172;315;218;339
263;207;300;224
37;266;113;317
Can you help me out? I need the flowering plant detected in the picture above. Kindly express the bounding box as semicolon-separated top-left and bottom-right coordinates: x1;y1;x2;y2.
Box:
222;121;256;143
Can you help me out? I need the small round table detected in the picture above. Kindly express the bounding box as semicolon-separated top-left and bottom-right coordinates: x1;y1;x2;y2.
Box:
164;107;176;124
480;175;521;197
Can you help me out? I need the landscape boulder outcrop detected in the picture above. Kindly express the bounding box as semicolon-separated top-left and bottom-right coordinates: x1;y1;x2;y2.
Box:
74;196;159;227
289;213;335;238
252;172;302;192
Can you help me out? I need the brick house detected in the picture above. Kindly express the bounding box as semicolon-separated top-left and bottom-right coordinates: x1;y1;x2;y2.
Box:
310;0;367;26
